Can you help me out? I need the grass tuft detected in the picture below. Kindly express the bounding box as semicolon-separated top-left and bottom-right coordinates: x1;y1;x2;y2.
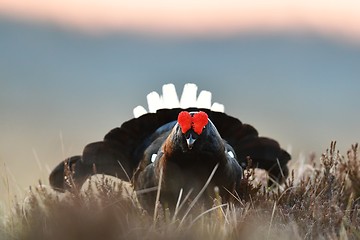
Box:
1;141;359;240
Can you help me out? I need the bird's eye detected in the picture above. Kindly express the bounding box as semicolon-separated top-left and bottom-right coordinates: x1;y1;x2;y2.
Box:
151;153;157;163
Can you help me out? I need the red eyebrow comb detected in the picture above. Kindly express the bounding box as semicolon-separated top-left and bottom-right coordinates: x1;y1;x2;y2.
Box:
192;111;208;134
177;111;208;134
178;111;192;133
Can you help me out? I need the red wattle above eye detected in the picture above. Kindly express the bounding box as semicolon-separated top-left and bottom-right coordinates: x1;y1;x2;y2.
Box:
192;111;208;135
178;111;192;133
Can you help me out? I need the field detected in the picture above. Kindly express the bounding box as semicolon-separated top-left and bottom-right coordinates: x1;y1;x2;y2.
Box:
0;141;359;240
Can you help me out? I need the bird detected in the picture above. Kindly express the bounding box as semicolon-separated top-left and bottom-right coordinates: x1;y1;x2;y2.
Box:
49;83;291;213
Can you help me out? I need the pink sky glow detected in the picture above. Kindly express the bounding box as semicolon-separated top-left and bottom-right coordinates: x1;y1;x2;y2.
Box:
0;0;359;38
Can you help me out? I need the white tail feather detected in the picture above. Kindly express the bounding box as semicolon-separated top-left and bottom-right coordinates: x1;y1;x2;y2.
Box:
211;102;225;112
147;91;162;113
162;84;180;109
133;83;225;118
133;106;148;118
196;90;212;109
180;83;198;109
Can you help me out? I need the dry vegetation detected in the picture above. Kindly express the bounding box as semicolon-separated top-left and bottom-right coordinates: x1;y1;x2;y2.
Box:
1;142;359;240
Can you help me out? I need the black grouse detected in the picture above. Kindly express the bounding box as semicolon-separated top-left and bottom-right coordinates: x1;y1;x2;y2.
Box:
50;83;291;213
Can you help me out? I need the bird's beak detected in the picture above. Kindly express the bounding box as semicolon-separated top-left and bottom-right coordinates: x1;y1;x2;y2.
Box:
186;134;196;150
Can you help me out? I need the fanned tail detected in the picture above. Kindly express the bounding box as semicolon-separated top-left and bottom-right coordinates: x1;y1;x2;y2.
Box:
133;83;225;118
51;83;291;192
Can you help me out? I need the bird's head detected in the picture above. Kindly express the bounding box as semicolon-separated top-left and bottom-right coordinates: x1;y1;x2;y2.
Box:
177;111;223;154
177;111;210;150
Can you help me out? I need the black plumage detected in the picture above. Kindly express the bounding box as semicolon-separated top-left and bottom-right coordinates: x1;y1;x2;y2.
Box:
50;107;290;213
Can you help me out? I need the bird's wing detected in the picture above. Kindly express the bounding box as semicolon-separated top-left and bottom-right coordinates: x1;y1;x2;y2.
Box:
78;110;179;181
208;111;291;183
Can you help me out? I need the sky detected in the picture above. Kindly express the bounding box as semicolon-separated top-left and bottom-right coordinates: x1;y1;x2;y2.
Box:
0;1;359;206
1;0;360;39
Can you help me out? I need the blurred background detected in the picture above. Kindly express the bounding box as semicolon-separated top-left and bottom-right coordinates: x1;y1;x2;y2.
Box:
0;1;359;204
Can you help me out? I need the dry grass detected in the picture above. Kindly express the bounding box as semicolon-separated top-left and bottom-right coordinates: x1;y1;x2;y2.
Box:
1;141;360;240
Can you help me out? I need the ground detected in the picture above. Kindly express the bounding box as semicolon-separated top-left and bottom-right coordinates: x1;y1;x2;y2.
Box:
0;142;359;240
